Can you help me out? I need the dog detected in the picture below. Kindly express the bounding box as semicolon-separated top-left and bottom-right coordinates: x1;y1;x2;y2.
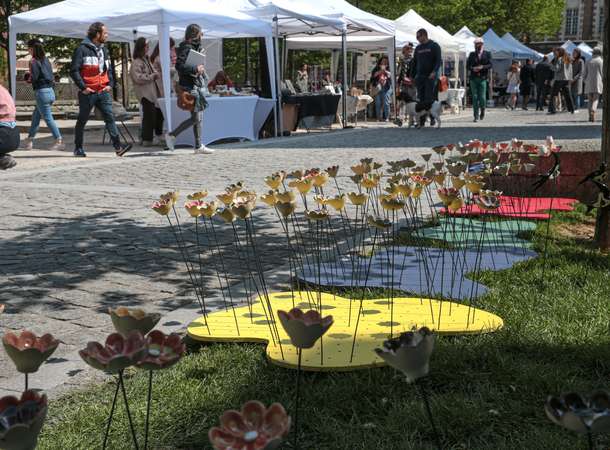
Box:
402;101;442;129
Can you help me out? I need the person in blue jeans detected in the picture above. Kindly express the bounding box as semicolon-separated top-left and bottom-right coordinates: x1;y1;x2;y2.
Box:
370;56;393;121
70;22;131;157
22;39;64;151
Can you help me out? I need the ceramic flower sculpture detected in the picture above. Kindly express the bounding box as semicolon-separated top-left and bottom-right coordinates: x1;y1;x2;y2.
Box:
380;196;405;211
200;201;219;218
218;208;236;223
347;192;368;206
2;331;59;374
326;166;339;178
451;177;466;190
187;191;208;200
277;308;334;349
288;178;313;195
350;163;370;175
264;175;282;190
367;215;392;230
159;191;179;206
0;390;48;450
231;198;255;220
275;201;296;218
326;194;345;211
305;210;329;221
209;401;291;450
151;199;172;216
312;172;329;187
545;391;610;434
217;192;236;206
260;191;278;206
374;327;435;383
137;330;185;371
79;332;147;373
438;188;464;213
184;200;203;218
275;191;296;203
108;307;161;337
361;174;380;190
313;194;329;206
475;190;502;211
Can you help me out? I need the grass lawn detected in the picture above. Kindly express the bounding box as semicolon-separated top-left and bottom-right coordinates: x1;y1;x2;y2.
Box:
38;206;610;449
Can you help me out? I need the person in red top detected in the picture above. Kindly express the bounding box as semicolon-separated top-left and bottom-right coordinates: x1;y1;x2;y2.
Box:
0;84;19;169
208;71;234;91
70;22;132;157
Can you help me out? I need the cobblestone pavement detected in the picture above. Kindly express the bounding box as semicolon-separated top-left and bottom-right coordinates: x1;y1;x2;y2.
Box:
0;109;601;396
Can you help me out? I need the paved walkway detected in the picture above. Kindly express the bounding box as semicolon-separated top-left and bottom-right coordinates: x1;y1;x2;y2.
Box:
0;109;601;397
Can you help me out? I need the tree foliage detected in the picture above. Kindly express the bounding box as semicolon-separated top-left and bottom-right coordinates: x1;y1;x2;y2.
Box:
349;0;564;40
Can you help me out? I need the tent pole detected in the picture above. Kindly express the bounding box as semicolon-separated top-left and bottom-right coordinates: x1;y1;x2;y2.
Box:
8;25;17;99
157;24;172;134
391;36;397;121
274;16;283;137
341;29;347;128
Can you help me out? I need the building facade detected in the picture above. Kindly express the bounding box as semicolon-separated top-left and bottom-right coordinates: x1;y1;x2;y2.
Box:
560;0;604;42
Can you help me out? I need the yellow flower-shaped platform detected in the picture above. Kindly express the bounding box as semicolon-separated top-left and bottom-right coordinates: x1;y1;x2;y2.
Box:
187;291;503;371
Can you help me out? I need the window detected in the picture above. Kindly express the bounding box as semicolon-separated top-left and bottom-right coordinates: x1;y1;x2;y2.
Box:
565;8;579;36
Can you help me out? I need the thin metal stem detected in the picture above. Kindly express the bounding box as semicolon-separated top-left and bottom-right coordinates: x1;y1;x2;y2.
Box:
418;381;442;450
102;378;121;450
144;370;153;450
293;348;302;450
119;370;140;450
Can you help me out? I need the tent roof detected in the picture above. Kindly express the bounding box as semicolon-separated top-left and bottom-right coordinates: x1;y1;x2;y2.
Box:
454;26;477;39
286;30;415;51
481;28;516;59
9;0;273;41
395;9;460;53
246;0;394;37
501;32;542;60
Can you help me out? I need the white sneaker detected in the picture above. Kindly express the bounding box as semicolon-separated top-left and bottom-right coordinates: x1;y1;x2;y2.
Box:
164;133;176;150
194;145;214;154
49;138;65;151
21;138;33;150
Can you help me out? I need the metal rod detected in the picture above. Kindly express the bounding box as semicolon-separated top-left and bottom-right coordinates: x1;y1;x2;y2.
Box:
119;370;140;450
418;381;442;450
102;378;121;450
293;348;302;450
144;370;153;450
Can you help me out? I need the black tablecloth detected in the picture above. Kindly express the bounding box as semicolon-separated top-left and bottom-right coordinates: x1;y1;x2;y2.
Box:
283;94;341;121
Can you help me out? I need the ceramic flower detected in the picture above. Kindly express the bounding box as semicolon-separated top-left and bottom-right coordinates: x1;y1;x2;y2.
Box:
264;175;282;190
396;183;413;197
350;163;370;175
260;191;278;207
137;330;185;371
447;162;466;177
185;200;203;218
187;191;208;200
152;199;172;216
108;307;161;337
432;145;447;155
275;191;296;203
476;190;502;211
0;390;48;450
347;192;368;206
421;153;432;162
288;169;304;180
432;172;446;185
277;308;333;349
209;401;291;450
275;201;296;218
201;201;219;218
401;159;417;169
326;194;345;211
350;174;363;185
305;210;329;221
380;196;405;211
313;194;329;206
374;327;435;383
438;188;463;213
312;172;329;187
79;332;147;373
225;182;244;194
217;192;237;206
545;391;610;434
2;331;59;374
367;215;392;230
326;166;339;178
432;162;444;172
218;208;236;223
288;178;313;195
384;183;401;197
464;174;485;194
232;198;255;220
361;174;380;190
160;191;179;205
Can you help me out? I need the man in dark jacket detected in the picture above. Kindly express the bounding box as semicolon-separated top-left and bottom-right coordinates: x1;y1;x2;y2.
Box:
535;56;554;111
395;43;416;126
70;22;131;157
164;23;214;154
466;37;492;122
410;28;441;127
519;59;536;110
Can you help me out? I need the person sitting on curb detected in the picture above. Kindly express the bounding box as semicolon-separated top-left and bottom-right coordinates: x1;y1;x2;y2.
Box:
70;22;132;158
0;84;19;170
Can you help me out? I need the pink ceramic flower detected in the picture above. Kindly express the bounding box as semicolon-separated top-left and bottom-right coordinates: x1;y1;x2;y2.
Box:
277;308;333;349
152;199;172;216
137;330;186;371
2;331;59;374
79;332;147;373
209;401;291;450
0;390;48;450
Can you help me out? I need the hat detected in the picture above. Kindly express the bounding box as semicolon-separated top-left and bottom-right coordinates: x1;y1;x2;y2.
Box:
474;37;484;44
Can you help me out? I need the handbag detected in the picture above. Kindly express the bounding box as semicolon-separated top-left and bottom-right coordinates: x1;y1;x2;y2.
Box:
175;85;195;112
369;83;381;97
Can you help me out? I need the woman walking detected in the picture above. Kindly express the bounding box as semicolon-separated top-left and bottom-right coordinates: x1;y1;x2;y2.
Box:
130;37;162;147
583;47;603;122
505;61;520;110
164;24;214;154
548;47;574;114
371;56;393;122
22;39;64;150
571;48;585;112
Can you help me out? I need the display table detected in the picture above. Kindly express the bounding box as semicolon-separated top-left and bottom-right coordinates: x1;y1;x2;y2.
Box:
283;94;341;130
160;95;275;147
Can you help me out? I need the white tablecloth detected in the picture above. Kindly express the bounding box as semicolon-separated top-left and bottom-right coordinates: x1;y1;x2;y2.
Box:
160;96;275;147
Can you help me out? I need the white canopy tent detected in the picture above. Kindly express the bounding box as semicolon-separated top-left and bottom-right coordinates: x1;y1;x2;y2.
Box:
8;0;278;135
395;10;461;54
546;40;593;61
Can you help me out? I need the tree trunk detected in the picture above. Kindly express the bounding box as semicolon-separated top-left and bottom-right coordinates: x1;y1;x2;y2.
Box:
595;0;610;249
